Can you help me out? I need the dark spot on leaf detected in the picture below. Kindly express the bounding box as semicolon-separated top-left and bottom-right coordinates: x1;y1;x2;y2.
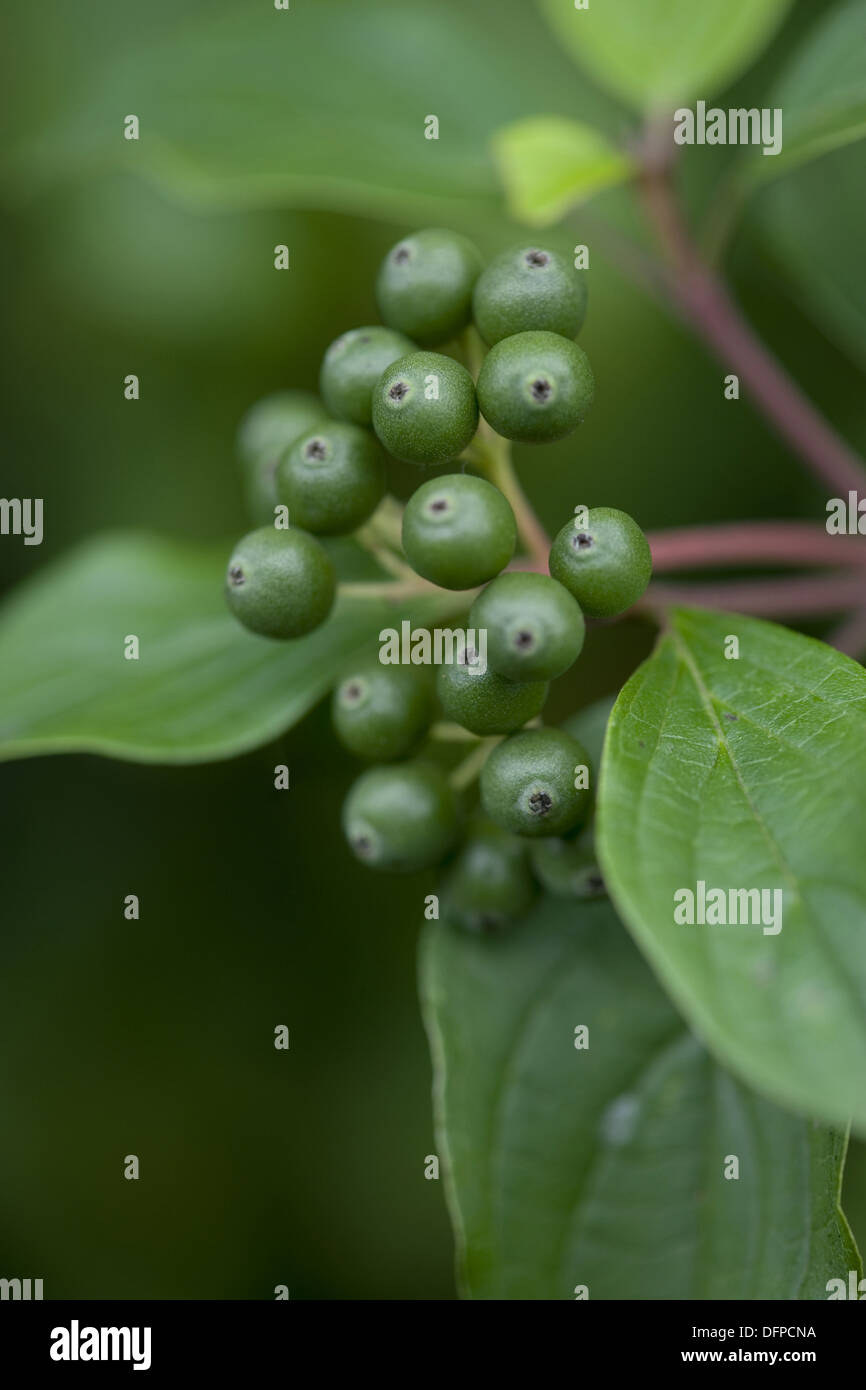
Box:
529;790;553;816
724;712;738;721
389;381;409;401
229;565;245;586
638;739;646;747
531;378;552;402
358;334;371;343
305;437;327;460
429;497;449;513
525;249;550;268
393;245;411;265
587;872;605;892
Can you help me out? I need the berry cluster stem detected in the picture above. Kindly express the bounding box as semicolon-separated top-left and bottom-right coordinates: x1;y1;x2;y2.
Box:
449;736;503;791
642;572;866;620
635;125;866;499
647;521;866;572
430;722;483;743
460;325;551;569
477;432;551;568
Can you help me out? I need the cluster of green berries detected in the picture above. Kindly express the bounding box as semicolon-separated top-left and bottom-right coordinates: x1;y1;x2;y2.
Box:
225;228;652;929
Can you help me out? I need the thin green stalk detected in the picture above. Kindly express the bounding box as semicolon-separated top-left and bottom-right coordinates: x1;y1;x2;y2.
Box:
449;737;502;791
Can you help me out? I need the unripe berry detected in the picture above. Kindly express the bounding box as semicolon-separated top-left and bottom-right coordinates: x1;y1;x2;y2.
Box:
376;228;483;346
332;661;434;761
549;507;652;617
225;526;336;639
372;352;478;465
473;245;587;347
480;728;592;838
476;330;594;444
436;653;548;735
236;391;328;525
469;571;585;682
276;422;386;535
320;326;415;425
401;473;516;589
441;817;534;930
342;762;458;872
529;835;606;898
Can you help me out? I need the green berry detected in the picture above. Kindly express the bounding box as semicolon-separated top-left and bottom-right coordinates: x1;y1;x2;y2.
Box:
473;246;587;347
470;572;585;682
529;835;606;899
276;422;386;536
402;473;516;589
549;507;652;618
225;526;335;639
332;662;434;761
372;352;478;465
236;391;328;525
320;326;415;425
476;330;594;444
480;728;592;838
441;818;534;930
376;228;483;346
342;762;458;873
436;653;548;735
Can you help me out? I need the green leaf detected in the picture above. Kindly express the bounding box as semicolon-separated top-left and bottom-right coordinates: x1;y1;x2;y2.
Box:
0;532;459;765
756;140;866;371
759;0;866;179
493;117;635;226
3;0;618;226
597;607;866;1134
538;0;792;112
420;895;859;1299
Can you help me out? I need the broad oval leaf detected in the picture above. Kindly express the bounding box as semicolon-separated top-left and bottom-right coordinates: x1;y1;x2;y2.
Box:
538;0;791;112
4;0;619;226
420;895;859;1299
756;140;866;371
760;0;866;178
0;532;460;764
493;117;634;227
597;607;866;1133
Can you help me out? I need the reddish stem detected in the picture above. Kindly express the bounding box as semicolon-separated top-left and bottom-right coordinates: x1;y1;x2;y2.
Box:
638;156;866;499
644;572;866;618
827;607;866;658
647;521;866;573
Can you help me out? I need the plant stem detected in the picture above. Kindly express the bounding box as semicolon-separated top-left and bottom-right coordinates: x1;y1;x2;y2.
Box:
354;536;415;582
338;577;451;603
430;721;482;743
461;325;551;568
449;736;502;791
827;607;866;659
479;433;551;567
643;571;866;619
647;521;866;572
637;149;866;498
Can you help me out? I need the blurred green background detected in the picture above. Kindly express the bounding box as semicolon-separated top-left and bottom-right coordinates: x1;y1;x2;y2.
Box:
1;0;865;1297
